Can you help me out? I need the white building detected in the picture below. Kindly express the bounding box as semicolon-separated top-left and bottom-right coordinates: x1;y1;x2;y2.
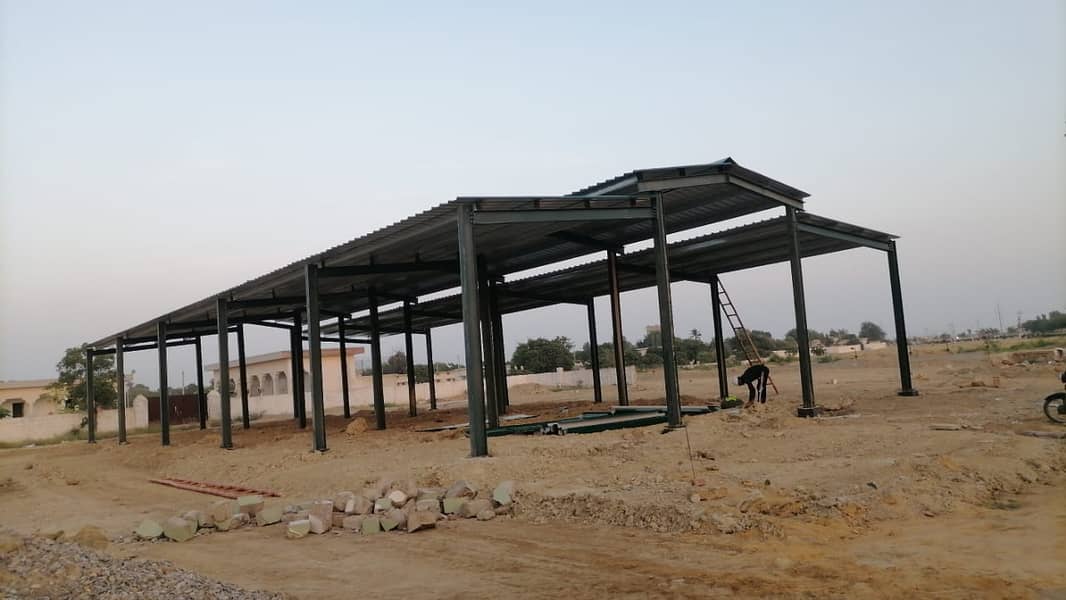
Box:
0;379;63;418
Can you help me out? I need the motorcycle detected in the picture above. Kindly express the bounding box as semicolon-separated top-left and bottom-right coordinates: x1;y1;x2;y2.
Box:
1043;370;1066;424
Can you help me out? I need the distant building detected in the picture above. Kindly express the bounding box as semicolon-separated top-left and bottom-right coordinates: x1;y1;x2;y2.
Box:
206;348;364;408
0;379;63;418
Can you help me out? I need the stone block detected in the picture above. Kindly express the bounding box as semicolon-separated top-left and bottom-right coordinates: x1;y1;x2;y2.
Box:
183;510;210;529
445;480;476;499
237;495;265;517
342;515;366;531
332;491;355;512
256;504;284;527
345;495;373;515
387;490;408;508
163;517;197;543
307;500;333;529
331;513;347;528
374;497;392;513
442;497;465;514
458;499;494;518
286;519;311;539
417;488;445;501
492;481;515;506
361;516;382;535
406;511;438;533
415;498;441;513
391;479;418;499
476;509;496;521
309;514;330;534
207;500;237;524
134;519;163;540
383;508;407;531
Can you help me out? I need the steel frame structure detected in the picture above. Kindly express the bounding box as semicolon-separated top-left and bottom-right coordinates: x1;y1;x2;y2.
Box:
81;158;917;456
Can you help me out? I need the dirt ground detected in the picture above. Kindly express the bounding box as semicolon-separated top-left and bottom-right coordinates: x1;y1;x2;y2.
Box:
1;344;1064;599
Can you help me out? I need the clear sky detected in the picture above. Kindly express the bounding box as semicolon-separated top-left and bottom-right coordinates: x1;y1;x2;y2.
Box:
1;0;1063;384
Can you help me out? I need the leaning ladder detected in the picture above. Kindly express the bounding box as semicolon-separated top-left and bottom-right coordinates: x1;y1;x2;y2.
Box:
717;281;778;394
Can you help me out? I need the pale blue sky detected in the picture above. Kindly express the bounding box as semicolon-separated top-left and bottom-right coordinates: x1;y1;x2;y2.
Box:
1;1;1063;382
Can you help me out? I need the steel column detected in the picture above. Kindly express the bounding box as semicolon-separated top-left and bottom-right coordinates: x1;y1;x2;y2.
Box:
787;207;817;416
710;276;729;401
305;264;327;452
888;241;919;396
478;259;499;430
157;321;170;446
425;329;437;410
85;348;96;443
652;194;682;428
489;280;509;413
606;250;629;406
236;323;250;429
116;338;126;443
338;316;351;418
587;300;603;403
195;336;207;429
457;204;488;457
217;298;233;449
403;299;418;417
294;312;306;429
369;291;386;430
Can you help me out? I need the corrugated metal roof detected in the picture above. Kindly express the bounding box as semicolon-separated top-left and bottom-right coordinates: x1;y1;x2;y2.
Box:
325;212;897;336
90;158;810;347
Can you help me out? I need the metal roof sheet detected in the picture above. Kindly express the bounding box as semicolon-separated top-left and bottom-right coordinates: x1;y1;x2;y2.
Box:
89;158;809;347
325;212;897;336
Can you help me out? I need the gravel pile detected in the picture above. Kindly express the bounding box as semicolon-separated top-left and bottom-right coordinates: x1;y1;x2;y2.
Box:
0;530;286;600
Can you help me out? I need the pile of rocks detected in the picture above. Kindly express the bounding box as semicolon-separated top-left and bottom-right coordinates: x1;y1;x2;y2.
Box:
130;479;516;543
0;528;285;599
133;493;280;543
283;479;516;539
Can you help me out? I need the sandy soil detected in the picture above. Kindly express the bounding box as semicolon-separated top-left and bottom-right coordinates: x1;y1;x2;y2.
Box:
1;345;1064;599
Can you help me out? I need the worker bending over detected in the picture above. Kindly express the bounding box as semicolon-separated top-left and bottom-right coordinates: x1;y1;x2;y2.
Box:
736;364;770;407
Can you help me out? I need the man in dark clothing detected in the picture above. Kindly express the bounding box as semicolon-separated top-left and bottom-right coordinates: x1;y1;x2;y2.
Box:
735;364;770;407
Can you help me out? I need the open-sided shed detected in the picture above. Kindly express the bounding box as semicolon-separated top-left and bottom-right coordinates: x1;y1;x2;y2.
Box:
84;158;916;456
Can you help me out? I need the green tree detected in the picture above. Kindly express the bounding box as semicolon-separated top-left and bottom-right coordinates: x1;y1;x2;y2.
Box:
1022;311;1066;334
128;383;152;398
50;345;118;411
859;321;886;341
511;337;575;373
384;351;408;374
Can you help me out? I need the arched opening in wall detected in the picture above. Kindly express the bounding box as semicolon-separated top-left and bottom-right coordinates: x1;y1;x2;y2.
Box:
263;373;274;395
277;372;288;394
250;375;261;397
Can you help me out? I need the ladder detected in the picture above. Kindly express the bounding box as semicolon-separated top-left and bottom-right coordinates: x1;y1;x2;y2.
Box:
717;282;778;394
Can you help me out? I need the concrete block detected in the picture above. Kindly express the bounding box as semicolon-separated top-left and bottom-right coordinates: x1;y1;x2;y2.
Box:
415;498;441;513
182;510;210;529
383;508;407;531
417;488;445;501
391;479;418;499
307;500;333;531
331;513;347;528
387;490;408;507
163;517;197;542
286;519;311;539
476;509;496;521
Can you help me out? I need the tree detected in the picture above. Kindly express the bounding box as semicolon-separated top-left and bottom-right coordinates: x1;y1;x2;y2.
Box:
128;383;152;398
50;345;118;411
859;321;886;341
510;337;574;373
384;351;408;374
1022;311;1066;334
